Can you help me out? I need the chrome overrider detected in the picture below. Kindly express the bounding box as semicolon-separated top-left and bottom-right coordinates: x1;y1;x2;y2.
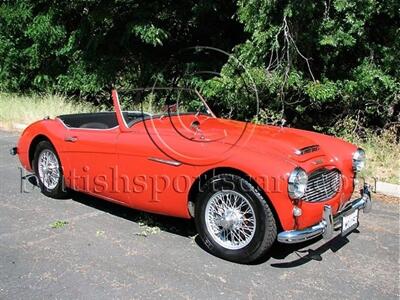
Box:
278;184;372;244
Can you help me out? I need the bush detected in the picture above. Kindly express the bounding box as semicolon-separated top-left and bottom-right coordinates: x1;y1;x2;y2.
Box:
340;124;400;184
0;1;398;133
198;0;399;132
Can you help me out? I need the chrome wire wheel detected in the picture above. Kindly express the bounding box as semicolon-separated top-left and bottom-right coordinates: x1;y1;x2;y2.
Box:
37;149;60;190
205;190;256;250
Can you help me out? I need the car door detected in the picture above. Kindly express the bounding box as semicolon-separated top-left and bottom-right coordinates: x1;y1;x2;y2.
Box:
110;89;196;217
116;122;195;218
62;127;120;201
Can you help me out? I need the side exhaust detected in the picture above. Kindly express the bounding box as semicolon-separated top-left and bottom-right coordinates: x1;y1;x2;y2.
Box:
10;147;18;156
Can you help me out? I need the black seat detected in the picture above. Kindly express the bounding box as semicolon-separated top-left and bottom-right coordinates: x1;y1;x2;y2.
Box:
58;112;118;129
79;122;109;129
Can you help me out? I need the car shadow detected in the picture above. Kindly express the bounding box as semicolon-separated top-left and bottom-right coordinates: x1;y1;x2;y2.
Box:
27;176;355;267
194;231;355;266
267;229;360;268
69;191;197;238
26;175;197;237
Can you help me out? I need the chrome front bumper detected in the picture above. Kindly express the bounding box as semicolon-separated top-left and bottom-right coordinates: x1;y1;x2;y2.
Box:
278;184;372;244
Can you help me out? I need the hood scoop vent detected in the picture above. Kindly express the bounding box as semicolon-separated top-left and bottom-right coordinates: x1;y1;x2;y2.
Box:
295;145;320;156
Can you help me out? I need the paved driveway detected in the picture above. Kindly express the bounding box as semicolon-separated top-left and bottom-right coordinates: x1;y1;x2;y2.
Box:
0;131;399;299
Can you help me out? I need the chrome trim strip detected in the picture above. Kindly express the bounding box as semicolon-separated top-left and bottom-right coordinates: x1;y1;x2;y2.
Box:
278;184;372;244
148;157;182;166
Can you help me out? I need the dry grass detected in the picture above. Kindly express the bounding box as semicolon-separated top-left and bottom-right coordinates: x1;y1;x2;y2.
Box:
0;93;398;185
0;93;97;130
341;127;400;184
372;193;399;204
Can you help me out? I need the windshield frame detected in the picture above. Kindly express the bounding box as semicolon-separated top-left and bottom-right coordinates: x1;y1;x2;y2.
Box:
125;87;216;119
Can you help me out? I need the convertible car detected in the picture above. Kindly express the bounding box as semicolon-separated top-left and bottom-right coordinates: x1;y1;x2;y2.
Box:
11;88;372;263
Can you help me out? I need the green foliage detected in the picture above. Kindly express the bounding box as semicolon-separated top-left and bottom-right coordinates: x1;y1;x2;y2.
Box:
202;0;399;132
305;81;338;103
50;220;68;229
0;0;241;100
0;0;398;132
131;24;169;46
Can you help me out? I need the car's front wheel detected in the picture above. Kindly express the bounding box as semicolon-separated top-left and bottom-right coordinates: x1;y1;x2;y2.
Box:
33;140;69;199
195;174;277;263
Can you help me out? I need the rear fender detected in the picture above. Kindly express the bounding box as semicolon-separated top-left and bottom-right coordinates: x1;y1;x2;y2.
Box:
17;119;69;173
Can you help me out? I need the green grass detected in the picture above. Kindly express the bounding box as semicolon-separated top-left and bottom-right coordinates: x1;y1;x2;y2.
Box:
0;93;97;130
50;220;68;229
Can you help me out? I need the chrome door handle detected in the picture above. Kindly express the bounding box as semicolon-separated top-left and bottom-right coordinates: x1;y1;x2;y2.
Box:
64;136;78;142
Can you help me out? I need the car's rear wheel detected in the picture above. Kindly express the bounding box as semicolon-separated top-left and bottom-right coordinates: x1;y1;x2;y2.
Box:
195;174;277;263
33;140;69;199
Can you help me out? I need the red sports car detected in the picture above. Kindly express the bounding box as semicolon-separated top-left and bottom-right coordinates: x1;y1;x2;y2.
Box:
11;88;372;263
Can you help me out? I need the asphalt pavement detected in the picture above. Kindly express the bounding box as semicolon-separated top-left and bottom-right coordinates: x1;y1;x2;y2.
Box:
0;130;399;299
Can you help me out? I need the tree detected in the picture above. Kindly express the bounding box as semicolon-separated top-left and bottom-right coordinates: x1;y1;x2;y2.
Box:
0;0;243;101
201;0;399;132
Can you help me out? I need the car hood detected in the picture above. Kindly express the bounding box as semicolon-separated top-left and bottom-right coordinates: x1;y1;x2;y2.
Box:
195;118;332;163
142;115;335;165
243;125;324;160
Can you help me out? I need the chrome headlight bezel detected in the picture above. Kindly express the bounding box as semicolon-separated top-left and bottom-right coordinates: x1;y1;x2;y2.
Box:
352;148;366;172
288;167;308;200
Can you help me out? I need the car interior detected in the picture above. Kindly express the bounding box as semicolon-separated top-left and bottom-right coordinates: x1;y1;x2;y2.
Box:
57;111;150;129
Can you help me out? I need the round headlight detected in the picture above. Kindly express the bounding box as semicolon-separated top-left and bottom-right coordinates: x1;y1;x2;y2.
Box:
352;148;366;172
288;167;308;199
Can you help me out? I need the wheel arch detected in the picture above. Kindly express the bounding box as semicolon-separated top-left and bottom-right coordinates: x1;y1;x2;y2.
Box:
28;134;53;168
187;167;283;231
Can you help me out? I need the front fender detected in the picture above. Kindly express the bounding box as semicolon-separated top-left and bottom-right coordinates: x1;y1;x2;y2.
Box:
211;149;298;231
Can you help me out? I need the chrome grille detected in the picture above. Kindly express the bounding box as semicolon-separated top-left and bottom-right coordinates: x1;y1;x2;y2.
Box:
303;169;342;202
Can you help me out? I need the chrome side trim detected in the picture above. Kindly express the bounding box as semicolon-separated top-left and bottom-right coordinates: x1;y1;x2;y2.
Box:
148;157;182;166
278;184;372;244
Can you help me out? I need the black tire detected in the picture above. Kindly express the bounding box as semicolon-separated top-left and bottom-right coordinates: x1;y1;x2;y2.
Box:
33;140;69;199
195;174;277;263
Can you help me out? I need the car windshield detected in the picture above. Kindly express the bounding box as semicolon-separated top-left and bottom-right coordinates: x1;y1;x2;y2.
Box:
118;87;216;127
